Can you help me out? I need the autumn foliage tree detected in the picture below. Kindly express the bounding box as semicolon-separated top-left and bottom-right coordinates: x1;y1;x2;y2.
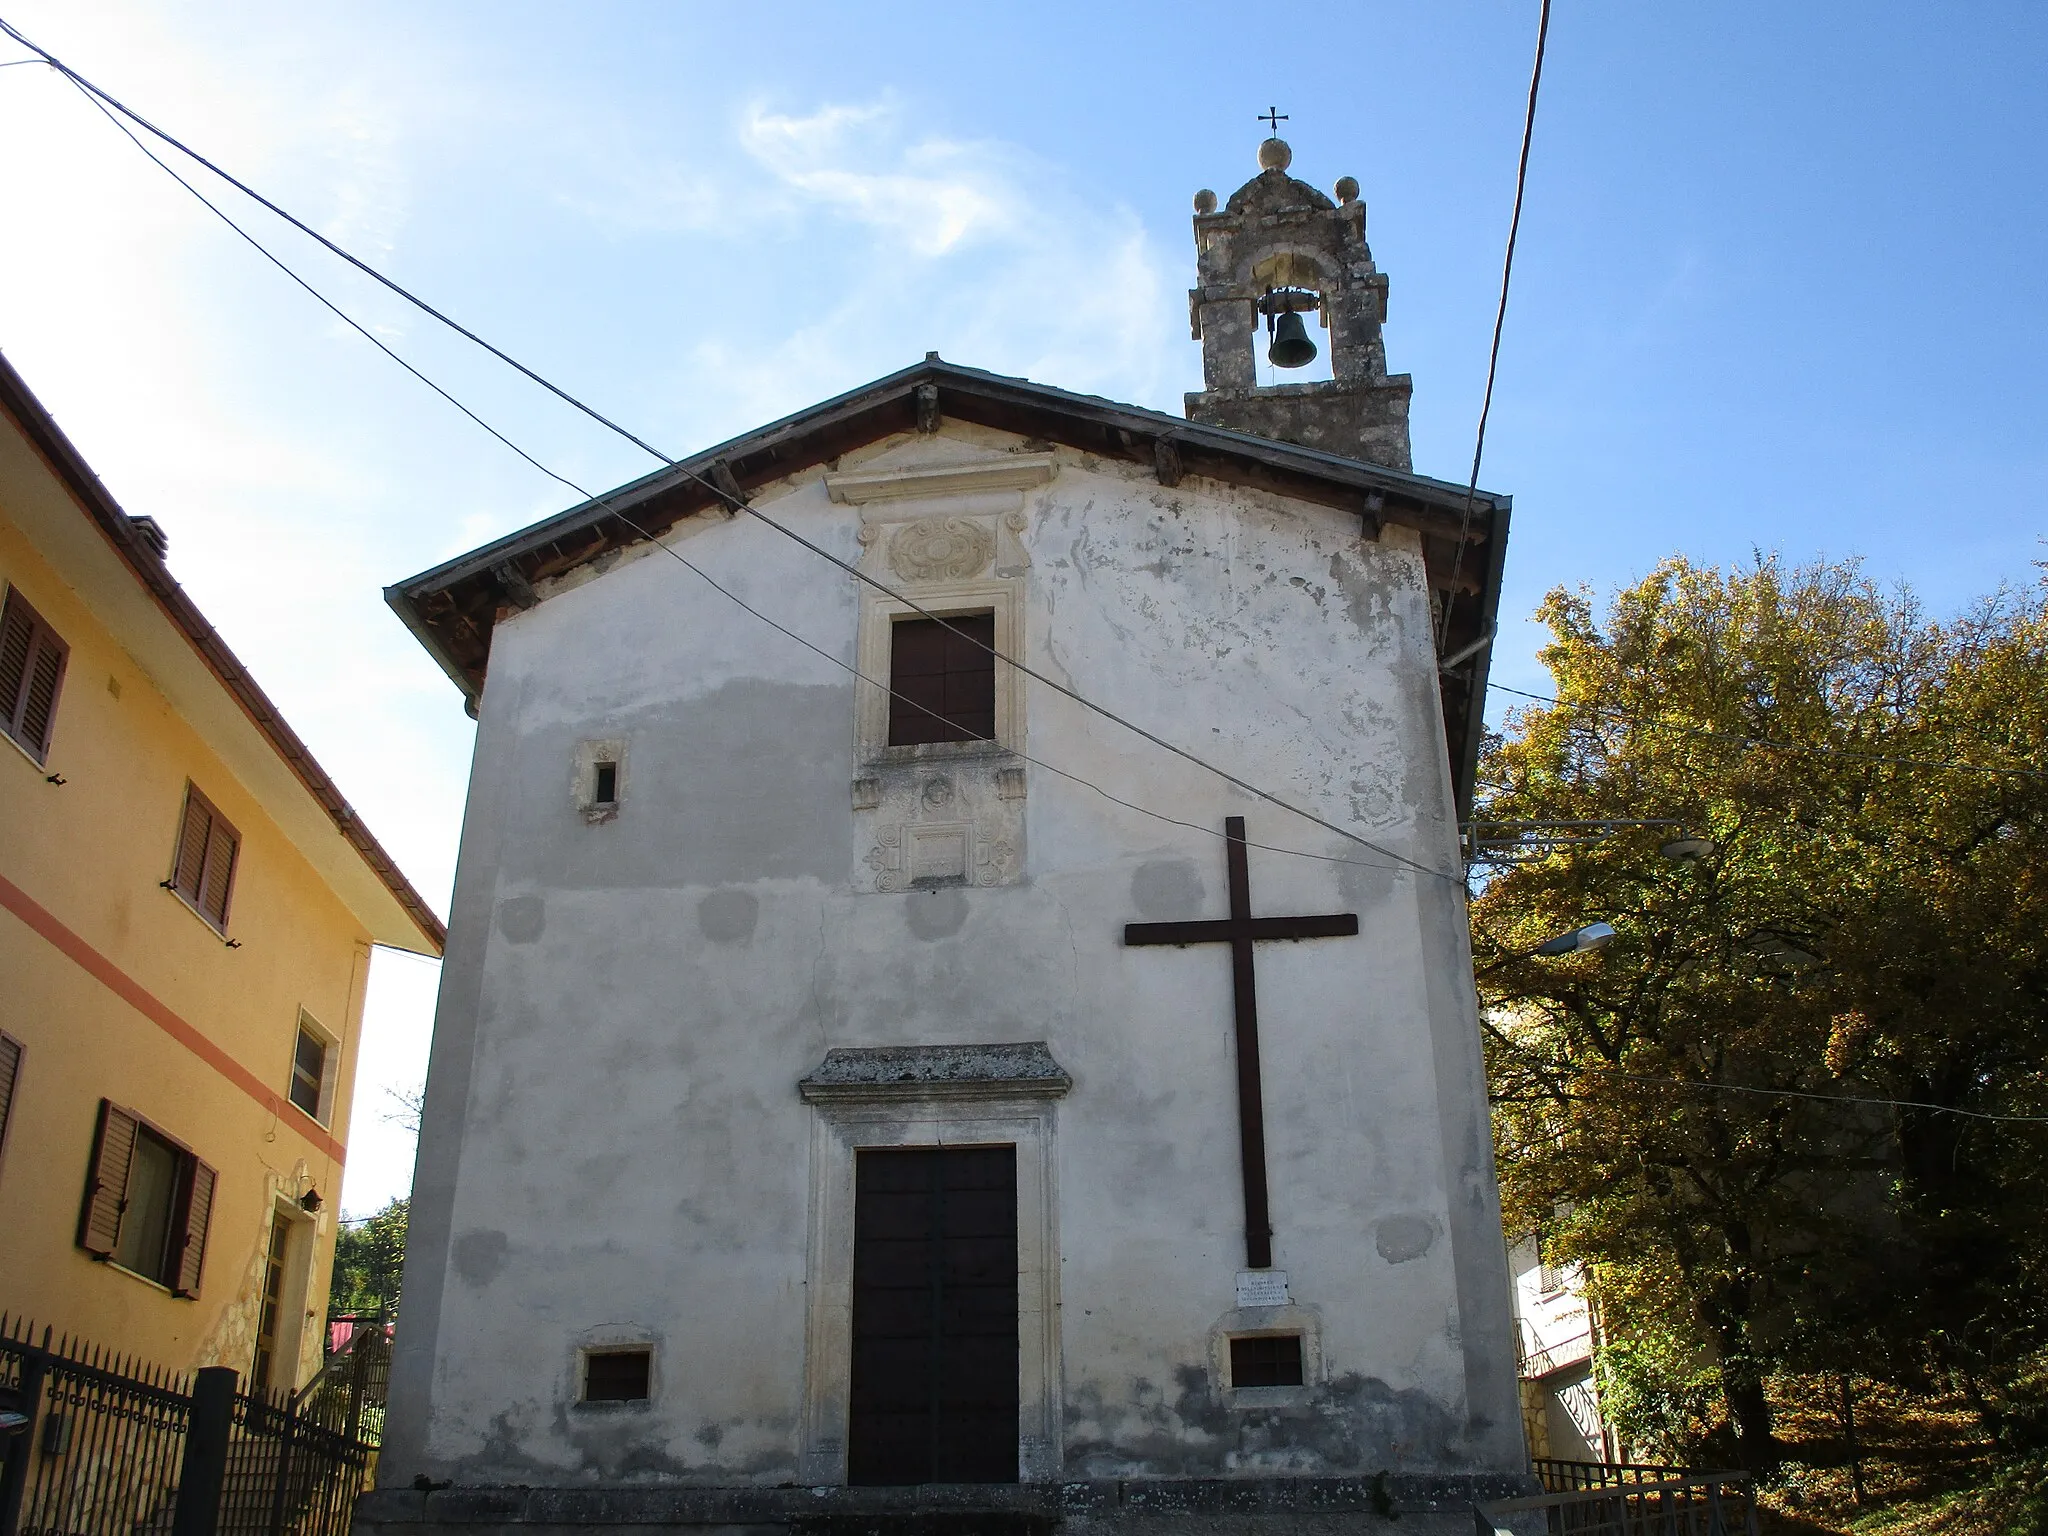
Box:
1473;557;2048;1472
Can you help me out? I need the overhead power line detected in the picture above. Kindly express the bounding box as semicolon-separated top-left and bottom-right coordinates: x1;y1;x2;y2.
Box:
1439;0;1551;654
0;14;1458;885
1496;1064;2048;1127
1488;682;2044;780
7;32;1449;886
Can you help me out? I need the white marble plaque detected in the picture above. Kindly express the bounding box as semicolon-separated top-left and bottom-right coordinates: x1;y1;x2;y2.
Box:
1235;1269;1290;1308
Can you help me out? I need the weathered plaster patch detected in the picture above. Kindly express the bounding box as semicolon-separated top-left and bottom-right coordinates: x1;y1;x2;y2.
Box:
497;895;545;944
1373;1214;1438;1265
1063;1366;1462;1478
697;889;759;943
1131;858;1205;920
452;1230;511;1288
904;885;969;939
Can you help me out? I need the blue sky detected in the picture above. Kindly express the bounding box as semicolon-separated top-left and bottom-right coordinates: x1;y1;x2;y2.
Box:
1;2;2041;1212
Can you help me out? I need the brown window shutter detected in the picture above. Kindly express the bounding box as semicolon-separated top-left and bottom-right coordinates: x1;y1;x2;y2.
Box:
0;1032;21;1168
1;588;69;762
19;628;68;756
78;1100;140;1257
172;1159;217;1297
0;596;34;729
173;791;212;902
200;820;238;928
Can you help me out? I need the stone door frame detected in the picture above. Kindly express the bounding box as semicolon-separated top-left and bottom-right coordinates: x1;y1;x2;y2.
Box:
796;1072;1065;1484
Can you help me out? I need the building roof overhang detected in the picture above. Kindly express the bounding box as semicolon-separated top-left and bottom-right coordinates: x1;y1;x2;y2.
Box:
387;358;1508;817
0;351;445;954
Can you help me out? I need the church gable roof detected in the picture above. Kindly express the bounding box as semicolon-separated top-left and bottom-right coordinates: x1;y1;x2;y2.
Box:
386;357;1507;813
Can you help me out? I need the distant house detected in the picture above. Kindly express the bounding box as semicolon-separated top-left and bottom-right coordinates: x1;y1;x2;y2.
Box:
1506;1233;1617;1463
0;353;442;1390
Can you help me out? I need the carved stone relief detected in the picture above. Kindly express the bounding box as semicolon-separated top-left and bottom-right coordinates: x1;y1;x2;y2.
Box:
887;517;994;583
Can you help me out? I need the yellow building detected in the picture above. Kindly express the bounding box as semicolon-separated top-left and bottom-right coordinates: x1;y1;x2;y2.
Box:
0;353;442;1392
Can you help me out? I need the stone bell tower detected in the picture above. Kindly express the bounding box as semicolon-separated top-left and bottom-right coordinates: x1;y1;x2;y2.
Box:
1184;135;1413;472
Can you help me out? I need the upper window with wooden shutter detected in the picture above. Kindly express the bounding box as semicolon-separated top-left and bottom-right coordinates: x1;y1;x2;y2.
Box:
0;1032;22;1179
0;586;69;765
169;784;240;932
887;613;996;746
76;1098;216;1296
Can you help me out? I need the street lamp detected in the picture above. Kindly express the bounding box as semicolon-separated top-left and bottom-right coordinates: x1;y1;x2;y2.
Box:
1535;921;1617;957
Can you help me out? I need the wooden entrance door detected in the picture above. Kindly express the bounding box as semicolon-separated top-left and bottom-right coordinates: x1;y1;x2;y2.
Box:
848;1146;1019;1485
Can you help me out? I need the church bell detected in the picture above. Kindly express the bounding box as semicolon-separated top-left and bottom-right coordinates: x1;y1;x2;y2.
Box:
1267;310;1317;369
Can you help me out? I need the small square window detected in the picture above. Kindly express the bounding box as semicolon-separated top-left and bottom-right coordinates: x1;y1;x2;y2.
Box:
582;1347;651;1402
1229;1333;1304;1389
289;1018;330;1121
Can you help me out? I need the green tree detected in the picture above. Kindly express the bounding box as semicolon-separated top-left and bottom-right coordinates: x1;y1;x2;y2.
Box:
328;1196;408;1321
1474;557;2048;1471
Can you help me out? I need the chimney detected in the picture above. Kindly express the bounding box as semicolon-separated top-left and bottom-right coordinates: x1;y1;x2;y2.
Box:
127;515;170;560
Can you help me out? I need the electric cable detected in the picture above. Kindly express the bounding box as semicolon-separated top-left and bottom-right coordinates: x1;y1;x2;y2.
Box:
0;13;1458;884
1438;0;1551;654
1487;681;2044;780
1492;1065;2048;1126
49;64;1435;883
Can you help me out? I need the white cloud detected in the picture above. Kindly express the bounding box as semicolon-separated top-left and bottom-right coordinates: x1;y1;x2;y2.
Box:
0;14;1193;1216
663;97;1182;441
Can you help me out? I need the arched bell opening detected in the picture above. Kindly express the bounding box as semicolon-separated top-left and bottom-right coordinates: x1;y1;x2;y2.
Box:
1254;287;1333;385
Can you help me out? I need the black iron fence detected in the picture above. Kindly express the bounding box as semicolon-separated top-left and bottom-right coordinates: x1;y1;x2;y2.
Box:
0;1317;382;1536
1533;1458;1693;1491
1488;1460;1762;1536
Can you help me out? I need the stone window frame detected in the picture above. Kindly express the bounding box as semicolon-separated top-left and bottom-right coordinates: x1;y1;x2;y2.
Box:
795;1051;1068;1485
853;577;1024;768
572;738;627;824
567;1326;660;1414
1208;1301;1325;1411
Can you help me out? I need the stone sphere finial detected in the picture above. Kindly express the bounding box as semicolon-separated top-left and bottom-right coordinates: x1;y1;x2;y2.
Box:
1258;137;1292;172
1193;188;1218;215
1335;176;1360;205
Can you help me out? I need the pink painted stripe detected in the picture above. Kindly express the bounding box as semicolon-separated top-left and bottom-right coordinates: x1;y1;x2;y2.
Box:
0;872;346;1164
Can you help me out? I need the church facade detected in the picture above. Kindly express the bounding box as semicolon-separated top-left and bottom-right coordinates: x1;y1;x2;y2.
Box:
364;140;1521;1535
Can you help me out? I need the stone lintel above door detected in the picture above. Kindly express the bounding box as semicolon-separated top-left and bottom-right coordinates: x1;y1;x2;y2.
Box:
798;1042;1073;1104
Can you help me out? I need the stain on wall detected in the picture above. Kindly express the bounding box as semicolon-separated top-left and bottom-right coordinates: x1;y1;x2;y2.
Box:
697;889;759;943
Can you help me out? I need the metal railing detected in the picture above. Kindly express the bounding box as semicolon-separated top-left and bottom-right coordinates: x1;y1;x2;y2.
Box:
1489;1462;1762;1536
0;1318;191;1536
292;1324;389;1447
1533;1458;1693;1491
0;1315;380;1536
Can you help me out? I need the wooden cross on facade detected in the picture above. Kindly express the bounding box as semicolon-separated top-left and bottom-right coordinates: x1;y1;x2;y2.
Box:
1122;817;1357;1270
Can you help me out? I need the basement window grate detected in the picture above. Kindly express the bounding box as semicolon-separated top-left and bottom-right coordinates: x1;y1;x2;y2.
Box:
1229;1334;1304;1389
582;1347;651;1403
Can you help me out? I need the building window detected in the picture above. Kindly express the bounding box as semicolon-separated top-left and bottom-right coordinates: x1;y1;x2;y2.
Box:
0;1031;21;1179
77;1100;217;1296
887;613;995;746
1228;1334;1304;1389
574;738;627;822
0;586;69;764
288;1012;334;1123
169;784;240;932
581;1347;652;1403
1537;1231;1567;1295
